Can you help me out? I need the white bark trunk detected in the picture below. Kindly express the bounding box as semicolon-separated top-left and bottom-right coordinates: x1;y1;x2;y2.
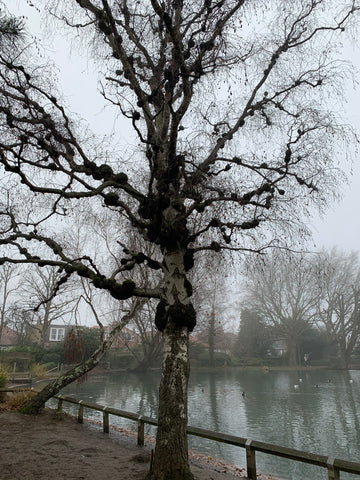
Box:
150;248;195;480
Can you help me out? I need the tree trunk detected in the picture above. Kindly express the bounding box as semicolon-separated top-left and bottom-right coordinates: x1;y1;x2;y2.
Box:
339;344;349;369
286;338;298;367
149;248;195;480
149;322;193;480
40;302;52;347
208;311;215;367
20;312;134;414
20;354;102;414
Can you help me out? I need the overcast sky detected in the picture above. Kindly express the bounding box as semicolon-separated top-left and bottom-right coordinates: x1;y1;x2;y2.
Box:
8;0;360;254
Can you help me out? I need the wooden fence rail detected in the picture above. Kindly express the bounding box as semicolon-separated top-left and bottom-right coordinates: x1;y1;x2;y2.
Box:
53;393;360;480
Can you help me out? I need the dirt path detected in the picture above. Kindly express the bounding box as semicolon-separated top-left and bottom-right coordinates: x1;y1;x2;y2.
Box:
0;409;250;480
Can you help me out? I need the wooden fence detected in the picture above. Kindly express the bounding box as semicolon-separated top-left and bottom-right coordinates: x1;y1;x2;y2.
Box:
53;393;360;480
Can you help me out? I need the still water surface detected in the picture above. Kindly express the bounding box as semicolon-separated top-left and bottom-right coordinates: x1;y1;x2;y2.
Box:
58;369;360;480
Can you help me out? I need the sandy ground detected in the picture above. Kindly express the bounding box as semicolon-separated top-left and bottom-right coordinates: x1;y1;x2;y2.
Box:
0;409;252;480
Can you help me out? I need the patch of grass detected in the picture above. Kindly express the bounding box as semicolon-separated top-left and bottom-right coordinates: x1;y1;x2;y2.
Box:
31;363;48;377
0;389;36;411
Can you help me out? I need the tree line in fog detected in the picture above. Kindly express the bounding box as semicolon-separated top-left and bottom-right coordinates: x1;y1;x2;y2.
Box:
234;249;360;369
2;247;358;371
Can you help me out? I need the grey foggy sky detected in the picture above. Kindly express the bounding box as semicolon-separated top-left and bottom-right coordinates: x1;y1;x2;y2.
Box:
311;76;360;253
9;0;360;254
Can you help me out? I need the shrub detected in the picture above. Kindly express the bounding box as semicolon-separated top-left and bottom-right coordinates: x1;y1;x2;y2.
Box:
213;351;233;366
0;370;8;403
31;363;48;377
0;371;7;388
0;389;36;411
43;362;57;371
107;350;136;369
237;357;264;367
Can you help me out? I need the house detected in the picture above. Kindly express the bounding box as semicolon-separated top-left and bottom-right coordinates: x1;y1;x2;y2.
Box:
190;330;237;355
88;324;143;350
268;339;287;358
0;326;18;350
110;326;142;350
44;324;72;347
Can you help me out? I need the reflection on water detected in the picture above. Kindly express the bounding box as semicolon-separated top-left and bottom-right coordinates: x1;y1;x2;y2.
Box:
59;369;360;480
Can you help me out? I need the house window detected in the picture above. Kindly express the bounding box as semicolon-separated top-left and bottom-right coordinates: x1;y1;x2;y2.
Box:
50;327;65;341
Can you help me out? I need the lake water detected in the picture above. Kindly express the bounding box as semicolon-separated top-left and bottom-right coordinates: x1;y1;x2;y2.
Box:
56;368;360;480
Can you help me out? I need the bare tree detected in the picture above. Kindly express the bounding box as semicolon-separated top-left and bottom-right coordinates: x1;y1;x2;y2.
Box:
19;265;77;345
0;2;359;479
315;249;360;369
0;3;24;49
112;297;163;371
85;216;164;371
116;231;164;371
0;264;19;341
6;304;33;345
244;251;321;366
191;252;233;366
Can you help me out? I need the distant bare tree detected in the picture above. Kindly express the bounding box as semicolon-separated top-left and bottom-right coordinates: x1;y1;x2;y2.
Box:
6;304;33;346
92;221;164;371
19;265;77;346
0;264;19;341
191;252;233;366
0;3;24;49
315;249;360;369
245;251;320;366
110;297;163;371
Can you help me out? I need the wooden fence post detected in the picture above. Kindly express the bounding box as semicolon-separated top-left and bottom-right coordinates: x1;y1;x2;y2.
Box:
246;439;257;480
327;457;340;480
78;401;84;424
137;415;144;447
57;397;63;413
103;407;109;434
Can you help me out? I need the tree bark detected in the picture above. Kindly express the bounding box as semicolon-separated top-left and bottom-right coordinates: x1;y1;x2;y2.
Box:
149;323;193;480
149;248;195;480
